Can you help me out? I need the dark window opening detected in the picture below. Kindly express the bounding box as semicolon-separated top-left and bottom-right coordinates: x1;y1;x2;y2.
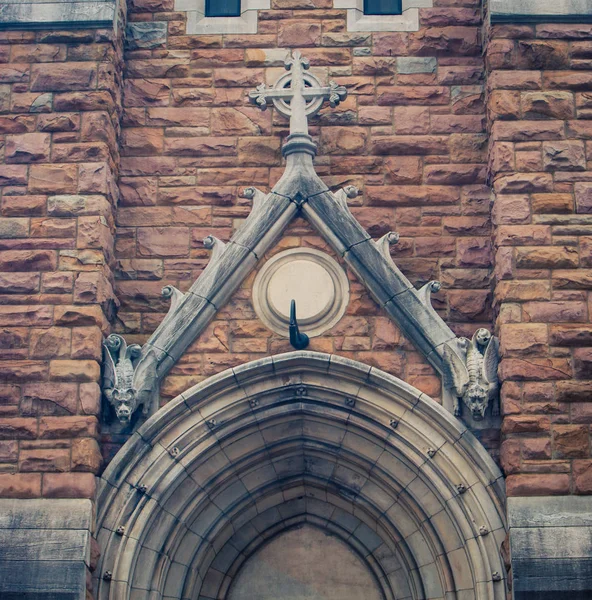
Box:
205;0;241;17
363;0;402;15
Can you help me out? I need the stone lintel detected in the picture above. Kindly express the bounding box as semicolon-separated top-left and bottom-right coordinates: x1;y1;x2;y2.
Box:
490;0;592;23
0;498;93;600
508;496;592;600
0;0;117;30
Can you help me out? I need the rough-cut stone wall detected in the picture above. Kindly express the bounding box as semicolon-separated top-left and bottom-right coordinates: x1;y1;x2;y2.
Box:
0;27;123;504
114;0;494;460
487;22;592;496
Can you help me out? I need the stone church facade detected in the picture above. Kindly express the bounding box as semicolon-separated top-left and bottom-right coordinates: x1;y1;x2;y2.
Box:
0;0;591;598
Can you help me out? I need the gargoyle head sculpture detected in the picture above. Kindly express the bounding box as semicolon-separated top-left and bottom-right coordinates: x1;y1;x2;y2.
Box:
103;334;143;424
443;329;500;421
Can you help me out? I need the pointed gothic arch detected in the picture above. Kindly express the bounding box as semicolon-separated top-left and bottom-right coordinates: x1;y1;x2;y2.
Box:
95;352;507;600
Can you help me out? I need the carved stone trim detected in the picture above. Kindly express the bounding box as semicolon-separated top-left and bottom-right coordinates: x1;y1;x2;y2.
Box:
332;0;433;32
103;50;499;428
252;248;350;337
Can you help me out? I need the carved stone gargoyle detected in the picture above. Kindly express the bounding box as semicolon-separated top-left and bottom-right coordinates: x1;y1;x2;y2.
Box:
442;329;500;421
102;334;156;424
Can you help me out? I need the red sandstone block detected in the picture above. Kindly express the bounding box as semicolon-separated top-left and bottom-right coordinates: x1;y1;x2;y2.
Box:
124;79;171;107
543;71;592;91
377;85;450;106
371;135;448;155
552;269;592;289
574;348;592;379
49;360;100;383
163;136;236;157
121;127;164;156
137;227;190;257
494;172;553;194
0;305;52;327
552;425;589;459
492;120;564;142
42;472;96;499
0;473;41;498
29;327;71;359
499;357;571;381
515;40;569;70
550;325;592;346
321;127;368;155
30;63;96;92
0;165;28;186
0;272;40;294
0;417;37;439
521;437;551;460
500;324;548;357
500;439;521;475
53;91;115;113
366;185;459;206
22;383;77;416
448;289;491;320
79;382;101;416
489;70;541;91
0;361;48;383
0;64;29;84
1;195;46;217
523;301;588;324
278;20;321;47
39;416;98;440
237;137;281;166
516;246;579;269
20;448;70;472
30;217;77;239
506;473;570;496
51;142;110;163
489;90;520;119
0;115;36;135
531;193;573;213
408;27;480;56
71;437;102;473
573;460;592;494
0;249;57;271
54;305;106;329
29;164;77;194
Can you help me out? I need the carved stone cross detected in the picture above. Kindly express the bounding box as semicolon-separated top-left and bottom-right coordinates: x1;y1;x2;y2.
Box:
249;50;347;156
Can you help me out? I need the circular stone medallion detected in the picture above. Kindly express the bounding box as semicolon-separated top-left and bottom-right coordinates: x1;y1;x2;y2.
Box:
253;248;349;338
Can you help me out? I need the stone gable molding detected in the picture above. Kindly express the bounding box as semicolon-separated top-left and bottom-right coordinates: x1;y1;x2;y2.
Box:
0;0;118;29
174;0;270;35
102;50;500;430
333;0;432;32
490;0;592;23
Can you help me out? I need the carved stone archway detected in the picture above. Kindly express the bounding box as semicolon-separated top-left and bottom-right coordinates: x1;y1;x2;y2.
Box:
95;352;506;600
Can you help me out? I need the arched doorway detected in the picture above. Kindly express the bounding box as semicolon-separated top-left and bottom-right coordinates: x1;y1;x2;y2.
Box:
95;352;507;600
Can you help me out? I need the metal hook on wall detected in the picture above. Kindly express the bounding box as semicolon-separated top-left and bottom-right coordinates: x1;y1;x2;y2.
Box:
289;299;309;350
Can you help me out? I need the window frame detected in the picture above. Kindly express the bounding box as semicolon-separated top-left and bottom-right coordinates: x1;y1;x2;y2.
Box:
204;0;241;16
363;0;402;15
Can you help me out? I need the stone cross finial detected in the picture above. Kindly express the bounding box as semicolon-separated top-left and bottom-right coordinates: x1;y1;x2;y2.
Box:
249;50;347;157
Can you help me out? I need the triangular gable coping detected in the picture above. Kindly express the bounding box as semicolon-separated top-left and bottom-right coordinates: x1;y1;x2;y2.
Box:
103;149;499;431
103;52;500;433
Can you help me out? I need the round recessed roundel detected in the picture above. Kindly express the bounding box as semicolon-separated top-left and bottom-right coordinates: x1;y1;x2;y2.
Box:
253;248;349;338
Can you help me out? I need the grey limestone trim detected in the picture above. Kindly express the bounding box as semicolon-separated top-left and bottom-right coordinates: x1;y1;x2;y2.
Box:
103;52;499;430
95;351;506;600
0;0;117;29
490;0;592;23
175;0;270;35
0;499;93;600
333;0;432;32
508;496;592;599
